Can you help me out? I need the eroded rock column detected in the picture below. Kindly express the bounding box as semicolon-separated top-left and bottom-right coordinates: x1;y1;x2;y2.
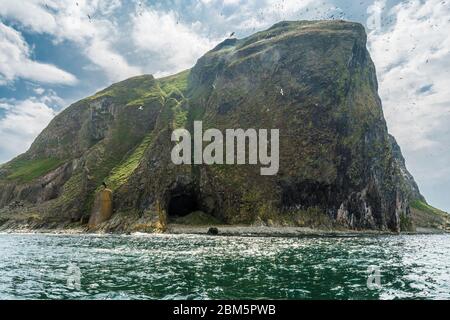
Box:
88;188;113;228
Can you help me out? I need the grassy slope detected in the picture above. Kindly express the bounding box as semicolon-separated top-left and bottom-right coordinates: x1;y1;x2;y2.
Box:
158;69;190;94
411;200;450;230
0;71;189;187
103;132;155;191
4;158;64;183
101;70;190;192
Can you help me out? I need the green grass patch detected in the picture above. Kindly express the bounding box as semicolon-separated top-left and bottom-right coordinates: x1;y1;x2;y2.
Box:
157;69;190;95
400;213;414;232
411;200;447;216
88;70;190;106
6;158;63;183
125;94;164;107
166;98;188;129
87;75;163;105
410;200;449;230
173;106;188;129
104;133;155;191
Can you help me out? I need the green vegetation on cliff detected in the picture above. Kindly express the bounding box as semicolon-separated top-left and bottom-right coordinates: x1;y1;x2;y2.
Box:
410;200;450;230
158;70;190;95
100;70;190;192
104;133;155;192
5;158;63;183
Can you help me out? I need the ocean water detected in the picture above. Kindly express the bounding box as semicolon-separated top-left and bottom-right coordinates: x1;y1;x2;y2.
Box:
0;233;449;300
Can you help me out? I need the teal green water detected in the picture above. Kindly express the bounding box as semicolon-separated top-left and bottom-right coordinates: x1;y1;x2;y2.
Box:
0;233;449;300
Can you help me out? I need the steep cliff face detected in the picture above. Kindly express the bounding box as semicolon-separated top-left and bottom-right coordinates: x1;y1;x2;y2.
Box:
388;134;450;231
389;134;425;203
0;20;440;232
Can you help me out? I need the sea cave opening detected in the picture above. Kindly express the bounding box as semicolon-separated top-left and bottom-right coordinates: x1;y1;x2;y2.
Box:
167;192;199;218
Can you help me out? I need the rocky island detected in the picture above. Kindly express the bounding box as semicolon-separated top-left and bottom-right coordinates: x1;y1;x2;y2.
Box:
0;20;448;234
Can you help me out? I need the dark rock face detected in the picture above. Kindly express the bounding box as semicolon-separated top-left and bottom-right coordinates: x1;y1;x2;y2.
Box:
0;21;428;232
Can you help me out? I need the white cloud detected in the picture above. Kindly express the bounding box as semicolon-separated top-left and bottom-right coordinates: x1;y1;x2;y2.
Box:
0;0;58;33
33;87;45;95
225;0;333;31
131;8;218;75
0;96;60;163
84;38;142;81
369;0;450;151
223;0;242;6
0;0;121;40
0;22;77;85
367;0;450;209
0;0;140;82
366;0;386;31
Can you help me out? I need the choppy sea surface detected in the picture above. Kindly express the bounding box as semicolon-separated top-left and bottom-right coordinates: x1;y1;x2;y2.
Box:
0;233;449;300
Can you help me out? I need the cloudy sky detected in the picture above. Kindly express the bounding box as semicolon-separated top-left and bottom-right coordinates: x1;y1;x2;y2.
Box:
0;0;449;211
